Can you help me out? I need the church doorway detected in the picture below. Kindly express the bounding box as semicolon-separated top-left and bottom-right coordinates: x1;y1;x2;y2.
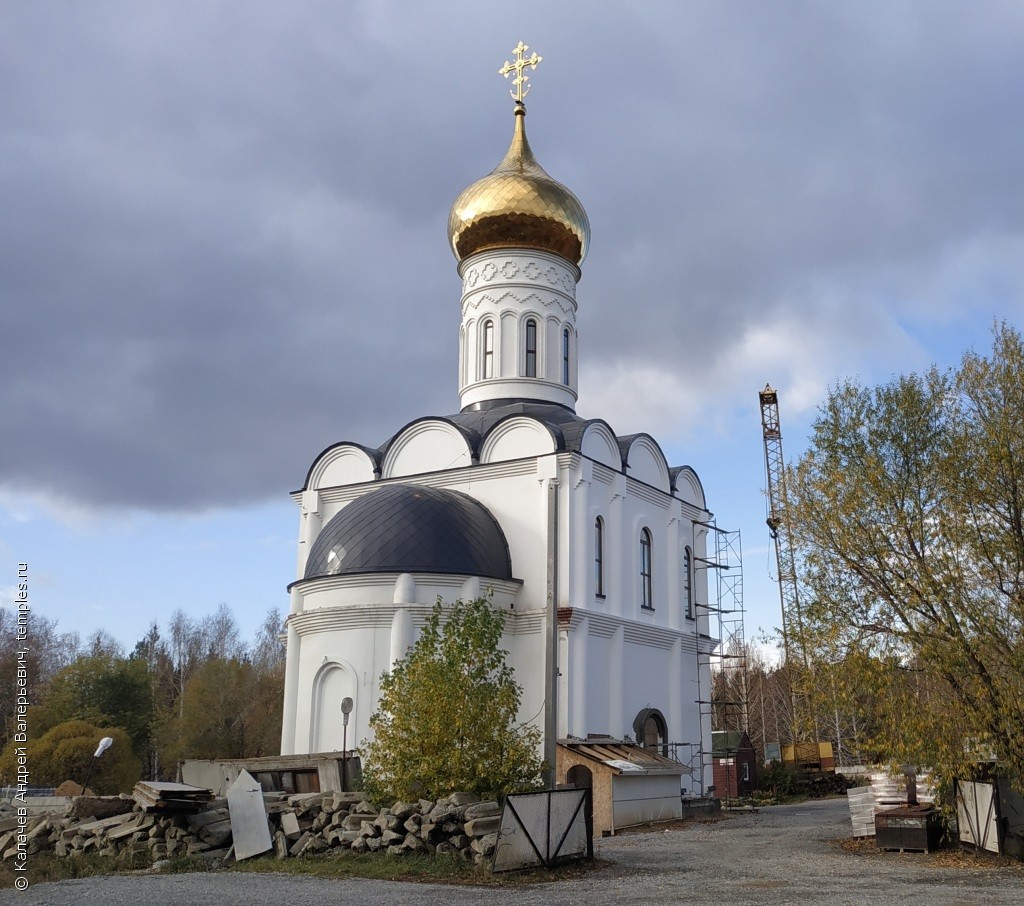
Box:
633;707;668;757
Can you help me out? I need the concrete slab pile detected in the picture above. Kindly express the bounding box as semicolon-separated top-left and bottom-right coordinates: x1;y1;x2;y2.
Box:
0;789;503;867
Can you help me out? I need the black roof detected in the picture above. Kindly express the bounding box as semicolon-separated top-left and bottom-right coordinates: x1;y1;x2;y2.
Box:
303;483;513;581
374;400;614;465
299;399;705;507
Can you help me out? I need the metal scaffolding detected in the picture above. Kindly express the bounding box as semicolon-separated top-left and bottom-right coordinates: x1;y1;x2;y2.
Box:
692;522;746;796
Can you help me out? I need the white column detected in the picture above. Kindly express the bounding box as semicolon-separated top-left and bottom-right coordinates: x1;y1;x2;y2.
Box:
570;460;591;604
279;601;302;755
557;627;570;739
389;607;412;668
609;626;624;738
609;475;626;618
571;616;589;736
669;638;682;742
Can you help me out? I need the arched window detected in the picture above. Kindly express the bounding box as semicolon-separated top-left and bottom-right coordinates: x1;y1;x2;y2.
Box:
640;528;653;610
482;320;494;379
683;545;693;619
562;327;571;384
524;318;537;377
595;516;605;597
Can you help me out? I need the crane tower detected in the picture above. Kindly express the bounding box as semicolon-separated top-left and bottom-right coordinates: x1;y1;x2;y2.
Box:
759;384;819;765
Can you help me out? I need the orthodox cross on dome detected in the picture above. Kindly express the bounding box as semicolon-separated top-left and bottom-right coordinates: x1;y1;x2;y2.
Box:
499;41;542;104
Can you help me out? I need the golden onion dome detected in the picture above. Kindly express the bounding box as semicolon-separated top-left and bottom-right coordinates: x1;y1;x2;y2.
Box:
448;104;590;266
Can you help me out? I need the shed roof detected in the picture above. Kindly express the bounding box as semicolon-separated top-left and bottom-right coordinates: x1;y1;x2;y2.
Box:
559;739;687;777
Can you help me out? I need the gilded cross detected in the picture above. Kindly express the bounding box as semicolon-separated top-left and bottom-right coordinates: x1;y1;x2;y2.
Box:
499;41;542;103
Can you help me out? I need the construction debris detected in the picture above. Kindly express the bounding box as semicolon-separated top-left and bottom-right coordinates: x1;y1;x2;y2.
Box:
225;770;272;860
0;788;503;866
132;781;215;813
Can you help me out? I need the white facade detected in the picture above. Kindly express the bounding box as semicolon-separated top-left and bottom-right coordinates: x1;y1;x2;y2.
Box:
280;99;718;794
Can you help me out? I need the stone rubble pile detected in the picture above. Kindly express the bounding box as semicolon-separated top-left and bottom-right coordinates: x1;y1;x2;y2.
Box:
0;790;502;867
267;791;501;864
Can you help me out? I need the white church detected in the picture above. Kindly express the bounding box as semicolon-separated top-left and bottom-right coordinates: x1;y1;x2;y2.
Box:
279;48;718;795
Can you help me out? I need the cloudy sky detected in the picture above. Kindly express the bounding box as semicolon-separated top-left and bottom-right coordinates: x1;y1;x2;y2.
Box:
3;1;1024;650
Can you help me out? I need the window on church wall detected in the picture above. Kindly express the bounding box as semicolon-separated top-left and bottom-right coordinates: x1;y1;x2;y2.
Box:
482;320;494;379
640;528;653;610
562;328;571;384
683;545;693;619
595;516;605;597
525;318;537;377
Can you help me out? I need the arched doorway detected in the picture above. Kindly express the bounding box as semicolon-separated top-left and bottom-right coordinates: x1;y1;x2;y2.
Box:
566;765;594;841
567;764;593;790
633;707;668;758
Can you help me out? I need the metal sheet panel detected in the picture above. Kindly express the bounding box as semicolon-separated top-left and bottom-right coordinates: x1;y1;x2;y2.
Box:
226;770;272;861
492;789;590;872
957;780;1000;854
609;774;682;831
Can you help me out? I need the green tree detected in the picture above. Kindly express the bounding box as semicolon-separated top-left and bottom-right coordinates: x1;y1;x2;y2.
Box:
787;323;1024;790
158;654;283;765
0;610;80;746
31;654;154;761
0;720;140;794
362;597;543;803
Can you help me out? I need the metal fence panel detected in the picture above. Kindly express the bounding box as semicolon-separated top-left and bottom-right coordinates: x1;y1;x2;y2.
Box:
957;780;1000;854
492;789;591;872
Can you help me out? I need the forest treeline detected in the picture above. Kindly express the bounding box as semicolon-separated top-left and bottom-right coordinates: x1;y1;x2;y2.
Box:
0;604;284;793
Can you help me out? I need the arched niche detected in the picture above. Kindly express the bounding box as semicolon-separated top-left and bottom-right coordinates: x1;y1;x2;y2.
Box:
309;661;358;754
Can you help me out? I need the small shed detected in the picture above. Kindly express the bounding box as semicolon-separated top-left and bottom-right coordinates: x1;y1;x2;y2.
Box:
557;738;685;836
712;730;758;798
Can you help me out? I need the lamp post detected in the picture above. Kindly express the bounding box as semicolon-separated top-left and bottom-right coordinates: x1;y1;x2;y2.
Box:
80;736;113;796
340;698;353;792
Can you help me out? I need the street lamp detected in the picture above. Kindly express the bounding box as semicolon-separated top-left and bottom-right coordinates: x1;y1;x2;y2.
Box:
80;736;113;796
340;698;353;792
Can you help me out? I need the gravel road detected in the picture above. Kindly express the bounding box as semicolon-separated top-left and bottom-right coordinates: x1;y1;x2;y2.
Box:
5;799;1021;905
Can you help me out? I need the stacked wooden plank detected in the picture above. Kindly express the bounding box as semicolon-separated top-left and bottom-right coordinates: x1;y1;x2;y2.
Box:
132;781;214;813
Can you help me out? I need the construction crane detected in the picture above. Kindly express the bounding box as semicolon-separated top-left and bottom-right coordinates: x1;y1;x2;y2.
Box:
759;384;827;773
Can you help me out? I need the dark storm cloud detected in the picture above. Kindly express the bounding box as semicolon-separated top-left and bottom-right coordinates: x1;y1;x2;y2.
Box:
2;2;1023;510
